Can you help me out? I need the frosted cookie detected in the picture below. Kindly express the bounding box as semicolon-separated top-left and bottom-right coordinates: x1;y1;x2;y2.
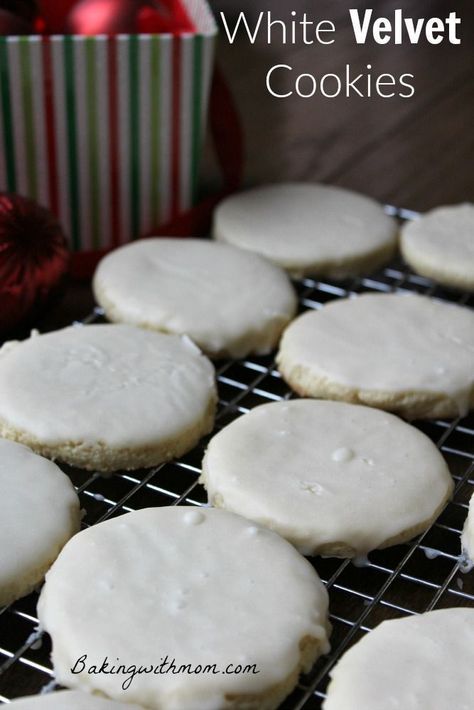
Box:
401;203;474;290
0;325;216;472
93;238;297;358
323;608;474;710
462;492;474;564
201;400;453;558
277;293;474;419
7;690;140;709
213;183;398;278
38;507;331;710
0;438;80;607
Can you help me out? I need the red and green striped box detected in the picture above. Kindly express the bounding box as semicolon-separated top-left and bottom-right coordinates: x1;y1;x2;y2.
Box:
0;0;216;253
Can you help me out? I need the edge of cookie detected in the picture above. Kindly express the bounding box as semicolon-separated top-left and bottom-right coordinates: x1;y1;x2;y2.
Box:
221;633;330;710
213;226;399;279
201;460;453;559
0;395;216;472
93;279;296;360
400;234;474;291
0;506;81;607
276;357;473;420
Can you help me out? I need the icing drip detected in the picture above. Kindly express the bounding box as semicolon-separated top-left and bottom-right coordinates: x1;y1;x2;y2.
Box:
332;447;354;463
183;510;205;526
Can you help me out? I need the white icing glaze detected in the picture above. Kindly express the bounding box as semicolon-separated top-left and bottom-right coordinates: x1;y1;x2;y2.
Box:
351;555;370;568
401;203;474;290
7;690;140;709
213;183;397;275
459;555;474;574
183;509;205;526
39;680;57;695
461;492;474;565
38;507;330;710
93;238;297;358
278;293;474;417
331;447;354;463
25;630;43;650
323;608;474;710
201;400;453;557
0;324;216;451
0;438;80;606
246;526;260;536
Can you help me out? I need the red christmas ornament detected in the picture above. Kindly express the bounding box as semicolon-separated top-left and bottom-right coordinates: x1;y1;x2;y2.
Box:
0;193;69;335
36;0;76;34
137;4;172;33
0;8;33;34
66;0;142;35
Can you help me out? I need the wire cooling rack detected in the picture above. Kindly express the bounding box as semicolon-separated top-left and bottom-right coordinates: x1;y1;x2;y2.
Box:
0;206;473;706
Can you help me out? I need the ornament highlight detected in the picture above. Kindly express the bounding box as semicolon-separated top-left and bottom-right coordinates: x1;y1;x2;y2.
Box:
66;0;141;35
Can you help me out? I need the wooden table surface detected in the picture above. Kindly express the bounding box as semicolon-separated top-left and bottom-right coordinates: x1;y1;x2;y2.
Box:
208;0;474;211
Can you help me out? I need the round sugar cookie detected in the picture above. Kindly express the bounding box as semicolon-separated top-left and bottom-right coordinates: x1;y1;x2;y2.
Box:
201;400;453;558
38;507;331;710
7;691;140;709
401;203;474;290
462;492;474;564
0;438;80;607
323;608;474;710
93;238;297;358
213;183;398;278
0;325;216;472
277;293;474;420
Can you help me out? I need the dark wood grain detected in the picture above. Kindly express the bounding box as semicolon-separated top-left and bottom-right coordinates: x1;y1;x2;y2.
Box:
207;0;474;211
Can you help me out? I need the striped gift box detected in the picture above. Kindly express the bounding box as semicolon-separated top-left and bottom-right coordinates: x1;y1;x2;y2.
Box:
0;0;216;253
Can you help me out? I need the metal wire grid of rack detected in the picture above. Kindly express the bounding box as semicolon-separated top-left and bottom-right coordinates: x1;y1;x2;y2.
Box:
0;206;473;706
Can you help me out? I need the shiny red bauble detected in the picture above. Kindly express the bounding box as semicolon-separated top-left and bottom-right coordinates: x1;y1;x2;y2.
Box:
0;193;69;335
66;0;141;35
36;0;76;33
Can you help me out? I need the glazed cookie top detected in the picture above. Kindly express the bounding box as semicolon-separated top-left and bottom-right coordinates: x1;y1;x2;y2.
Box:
38;507;330;710
277;293;474;417
401;203;474;289
201;400;453;556
0;438;80;602
93;238;297;358
323;608;474;710
213;183;397;276
7;690;140;709
0;325;216;448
